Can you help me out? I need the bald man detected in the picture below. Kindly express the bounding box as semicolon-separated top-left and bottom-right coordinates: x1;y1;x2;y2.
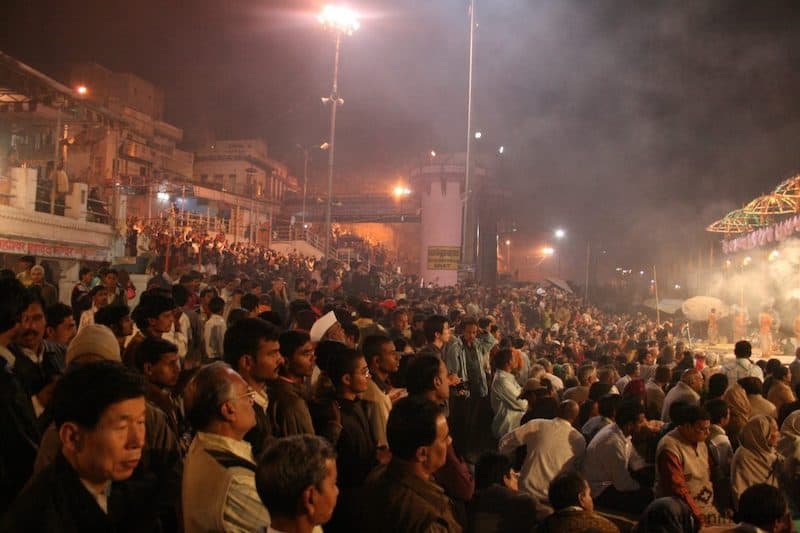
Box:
661;369;702;423
499;400;586;506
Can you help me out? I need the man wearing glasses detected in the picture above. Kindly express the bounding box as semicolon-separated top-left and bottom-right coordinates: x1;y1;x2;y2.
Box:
181;362;270;533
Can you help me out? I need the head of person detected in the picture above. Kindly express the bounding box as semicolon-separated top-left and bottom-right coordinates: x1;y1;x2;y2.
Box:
423;314;451;345
327;347;369;397
392;309;409;332
53;361;147;488
739;376;764;396
624;361;640;378
773;366;790;385
681;368;703;393
256;435;339;528
494;348;515;373
134;336;181;389
474;451;518;492
208;296;225;316
16;255;35;274
653;365;671;386
386;396;450;476
94;304;133;339
677;405;711;444
577;365;597;387
15;294;46;351
548;472;593;513
45;302;76;347
30;265;45;285
705;398;730;428
183;361;256;439
557;399;580;425
89;285;109;309
223;318;282;385
737;483;789;533
706;373;728;399
65;324;122;366
241;293;260;314
461;317;478;344
598;393;622;420
132;292;175;335
102;268;118;289
309;311;345;344
363;334;400;377
278;330;315;379
406;354;449;402
740;414;780;452
79;266;94;284
615;399;646;436
342;322;360;349
735;340;753;359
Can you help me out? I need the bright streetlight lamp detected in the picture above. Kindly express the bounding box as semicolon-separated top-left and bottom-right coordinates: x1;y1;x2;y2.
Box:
319;4;359;259
554;228;565;239
542;246;555;256
75;85;88;95
393;185;411;198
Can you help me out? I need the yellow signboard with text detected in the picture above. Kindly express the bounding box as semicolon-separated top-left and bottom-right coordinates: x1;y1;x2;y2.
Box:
427;246;460;270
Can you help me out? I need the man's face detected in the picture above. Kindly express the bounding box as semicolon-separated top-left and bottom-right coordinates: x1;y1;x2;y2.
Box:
325;322;346;343
375;341;400;374
201;292;214;307
434;360;450;401
225;373;257;435
310;459;339;525
288;341;316;378
393;313;408;332
251;339;283;382
578;481;594;513
94;289;109;308
144;351;181;388
150;310;174;335
81;271;94;284
682;419;711;444
438;322;452;344
463;324;478;344
30;269;44;284
118;315;134;338
17;302;45;351
67;396;146;485
686;372;703;393
423;415;451;474
769;418;780;448
48;315;77;347
346;357;370;395
103;273;118;289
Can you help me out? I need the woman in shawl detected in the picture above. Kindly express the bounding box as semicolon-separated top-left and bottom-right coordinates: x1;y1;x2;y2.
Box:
730;415;782;508
767;366;796;419
777;411;800;511
722;383;751;448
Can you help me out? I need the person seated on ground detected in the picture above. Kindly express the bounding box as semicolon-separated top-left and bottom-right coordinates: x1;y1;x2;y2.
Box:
634;497;695;533
722;382;751;448
255;435;338;533
582;399;653;514
499;400;585;510
720;483;791;533
582;393;622;444
707;372;729;401
767;366;796;417
739;376;777;419
467;451;537;533
536;471;619;533
1;361;159;532
359;396;462;532
181;361;269;533
563;364;597;405
777;410;800;504
661;368;702;422
730;415;782;509
654;404;723;529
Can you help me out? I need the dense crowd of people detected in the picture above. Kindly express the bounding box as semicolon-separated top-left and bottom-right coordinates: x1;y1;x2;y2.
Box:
1;247;799;532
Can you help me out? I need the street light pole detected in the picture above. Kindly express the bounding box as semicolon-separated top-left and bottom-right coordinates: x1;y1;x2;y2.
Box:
298;146;310;229
323;31;341;260
461;0;476;267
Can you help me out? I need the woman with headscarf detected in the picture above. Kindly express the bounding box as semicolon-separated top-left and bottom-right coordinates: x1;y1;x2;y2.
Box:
730;415;782;508
701;352;722;383
777;411;800;507
767;366;796;418
722;383;751;448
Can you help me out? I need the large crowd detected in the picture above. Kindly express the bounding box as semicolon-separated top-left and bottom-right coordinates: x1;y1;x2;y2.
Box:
0;247;798;533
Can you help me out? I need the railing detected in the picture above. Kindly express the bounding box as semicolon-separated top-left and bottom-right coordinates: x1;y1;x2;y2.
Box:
271;224;340;259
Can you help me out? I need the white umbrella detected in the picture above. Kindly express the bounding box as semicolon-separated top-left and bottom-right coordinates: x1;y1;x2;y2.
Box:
681;296;729;321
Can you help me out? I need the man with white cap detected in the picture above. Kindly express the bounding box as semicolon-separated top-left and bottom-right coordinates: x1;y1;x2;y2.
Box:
310;310;346;344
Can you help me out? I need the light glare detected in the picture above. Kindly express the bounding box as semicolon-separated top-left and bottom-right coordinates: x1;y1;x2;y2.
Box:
318;5;360;34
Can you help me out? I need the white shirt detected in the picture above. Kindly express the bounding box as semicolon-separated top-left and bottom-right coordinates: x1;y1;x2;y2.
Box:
661;381;700;422
722;358;764;389
79;307;97;330
582;423;640;497
490;369;527;438
499;417;586;503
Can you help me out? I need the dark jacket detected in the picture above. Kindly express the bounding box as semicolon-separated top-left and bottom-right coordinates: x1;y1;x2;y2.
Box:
361;458;463;533
10;341;65;395
266;378;315;437
0;359;41;514
244;398;275;460
1;454;161;533
467;484;537;533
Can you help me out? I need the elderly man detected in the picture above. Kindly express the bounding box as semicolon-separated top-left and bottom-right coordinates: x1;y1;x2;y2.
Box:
564;364;598;404
1;361;158;531
182;362;269;533
499;400;586;508
661;369;703;422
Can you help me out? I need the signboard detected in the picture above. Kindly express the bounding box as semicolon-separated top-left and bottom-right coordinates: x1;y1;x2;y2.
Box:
0;237;109;261
427;246;460;270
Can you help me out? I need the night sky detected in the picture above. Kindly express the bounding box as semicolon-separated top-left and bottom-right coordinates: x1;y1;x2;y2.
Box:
4;1;800;274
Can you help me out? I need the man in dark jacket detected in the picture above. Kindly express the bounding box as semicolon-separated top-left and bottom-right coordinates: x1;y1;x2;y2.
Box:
468;451;537;533
0;279;39;514
1;361;160;532
267;330;315;437
10;293;65;400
